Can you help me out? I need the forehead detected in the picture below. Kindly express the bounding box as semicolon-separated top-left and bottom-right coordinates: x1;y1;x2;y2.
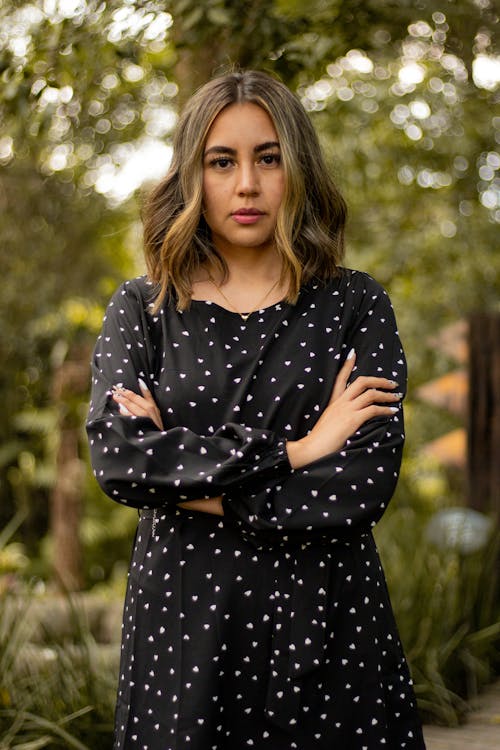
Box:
205;102;279;147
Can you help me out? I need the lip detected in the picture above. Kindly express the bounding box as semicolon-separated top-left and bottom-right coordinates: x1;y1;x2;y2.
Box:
231;208;265;225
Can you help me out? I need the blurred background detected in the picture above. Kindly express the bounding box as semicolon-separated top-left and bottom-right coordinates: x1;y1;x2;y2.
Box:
0;0;499;746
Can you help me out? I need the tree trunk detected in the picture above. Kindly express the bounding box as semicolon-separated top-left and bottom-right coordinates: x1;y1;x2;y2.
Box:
468;312;500;518
50;345;90;591
174;45;220;106
50;426;85;591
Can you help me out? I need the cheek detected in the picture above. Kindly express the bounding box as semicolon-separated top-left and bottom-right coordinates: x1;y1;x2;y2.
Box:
271;175;286;209
202;176;226;213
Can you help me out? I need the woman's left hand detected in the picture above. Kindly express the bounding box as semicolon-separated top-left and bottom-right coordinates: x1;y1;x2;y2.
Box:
112;379;163;430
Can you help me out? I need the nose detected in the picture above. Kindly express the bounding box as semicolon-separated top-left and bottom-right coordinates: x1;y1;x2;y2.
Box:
236;159;259;196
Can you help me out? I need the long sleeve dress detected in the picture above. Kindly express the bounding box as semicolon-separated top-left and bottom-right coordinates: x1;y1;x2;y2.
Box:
86;268;426;750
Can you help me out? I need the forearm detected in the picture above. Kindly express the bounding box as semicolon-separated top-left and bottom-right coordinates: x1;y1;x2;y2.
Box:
224;415;405;537
177;497;224;515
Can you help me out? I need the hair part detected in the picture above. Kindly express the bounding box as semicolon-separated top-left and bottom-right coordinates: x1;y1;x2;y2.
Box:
142;70;347;312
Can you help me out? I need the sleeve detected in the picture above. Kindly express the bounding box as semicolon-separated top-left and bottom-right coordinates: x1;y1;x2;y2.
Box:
86;280;291;509
221;277;408;542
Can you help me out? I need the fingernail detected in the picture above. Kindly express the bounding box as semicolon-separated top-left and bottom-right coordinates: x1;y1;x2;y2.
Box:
347;348;355;360
119;403;131;416
389;380;399;387
394;392;404;398
138;378;149;392
389;406;399;412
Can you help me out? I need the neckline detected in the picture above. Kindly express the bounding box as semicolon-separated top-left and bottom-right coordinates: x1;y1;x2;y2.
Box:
189;297;289;319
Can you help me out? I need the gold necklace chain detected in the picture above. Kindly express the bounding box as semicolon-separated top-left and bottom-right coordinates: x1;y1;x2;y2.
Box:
207;275;281;322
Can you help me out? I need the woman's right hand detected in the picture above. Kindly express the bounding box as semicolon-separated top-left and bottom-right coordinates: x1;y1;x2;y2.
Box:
286;349;402;469
112;379;164;430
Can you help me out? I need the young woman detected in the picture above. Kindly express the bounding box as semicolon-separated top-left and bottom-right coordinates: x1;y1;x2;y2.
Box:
87;70;426;749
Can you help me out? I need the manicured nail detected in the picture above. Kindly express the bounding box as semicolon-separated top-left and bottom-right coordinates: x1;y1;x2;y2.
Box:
138;378;149;392
347;348;355;360
394;392;404;398
389;380;399;387
119;403;131;416
389;406;399;412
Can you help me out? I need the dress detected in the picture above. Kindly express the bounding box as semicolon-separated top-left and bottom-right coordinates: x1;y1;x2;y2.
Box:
86;268;426;749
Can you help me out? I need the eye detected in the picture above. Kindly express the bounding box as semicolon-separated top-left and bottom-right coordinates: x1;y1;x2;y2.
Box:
209;157;233;169
260;153;281;167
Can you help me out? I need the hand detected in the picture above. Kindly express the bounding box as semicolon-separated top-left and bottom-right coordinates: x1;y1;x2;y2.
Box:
286;349;402;469
112;379;164;430
112;382;223;515
177;497;224;516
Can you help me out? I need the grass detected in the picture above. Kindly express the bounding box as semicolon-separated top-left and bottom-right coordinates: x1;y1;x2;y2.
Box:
0;593;117;749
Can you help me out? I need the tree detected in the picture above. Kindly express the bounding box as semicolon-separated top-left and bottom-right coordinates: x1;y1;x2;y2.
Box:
0;0;172;577
1;0;498;587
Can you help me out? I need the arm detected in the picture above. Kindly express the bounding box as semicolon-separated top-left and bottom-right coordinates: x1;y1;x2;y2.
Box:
111;348;400;518
86;280;291;509
221;281;407;539
112;378;224;516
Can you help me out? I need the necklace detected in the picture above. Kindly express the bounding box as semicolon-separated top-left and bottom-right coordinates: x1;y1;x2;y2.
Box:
207;275;281;321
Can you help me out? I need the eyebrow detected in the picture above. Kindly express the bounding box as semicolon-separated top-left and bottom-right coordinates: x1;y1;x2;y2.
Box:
204;141;280;157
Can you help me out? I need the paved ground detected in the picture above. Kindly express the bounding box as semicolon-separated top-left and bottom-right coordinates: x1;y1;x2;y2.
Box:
423;680;500;749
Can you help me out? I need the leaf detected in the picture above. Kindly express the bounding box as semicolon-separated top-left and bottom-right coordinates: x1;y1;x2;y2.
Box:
182;6;204;30
207;7;231;26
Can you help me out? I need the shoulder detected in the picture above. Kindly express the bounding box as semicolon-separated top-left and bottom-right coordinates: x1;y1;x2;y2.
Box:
106;275;158;316
338;268;396;316
307;268;393;308
303;270;400;338
339;267;389;298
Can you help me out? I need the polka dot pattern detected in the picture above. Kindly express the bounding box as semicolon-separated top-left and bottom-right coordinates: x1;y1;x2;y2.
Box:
87;269;426;749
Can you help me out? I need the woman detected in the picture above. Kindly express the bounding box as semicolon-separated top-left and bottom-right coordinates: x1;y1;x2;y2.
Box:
87;70;426;749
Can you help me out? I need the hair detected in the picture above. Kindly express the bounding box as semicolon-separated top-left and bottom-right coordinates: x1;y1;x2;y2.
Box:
142;69;347;311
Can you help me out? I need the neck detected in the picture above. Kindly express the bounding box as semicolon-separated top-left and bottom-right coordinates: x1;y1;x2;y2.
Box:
190;245;289;313
208;246;283;285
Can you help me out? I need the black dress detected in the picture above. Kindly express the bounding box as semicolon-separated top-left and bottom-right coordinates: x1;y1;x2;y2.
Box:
87;268;426;749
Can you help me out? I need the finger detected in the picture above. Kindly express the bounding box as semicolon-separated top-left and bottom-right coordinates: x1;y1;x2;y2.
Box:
115;398;149;418
138;378;155;402
112;385;163;430
113;386;149;408
112;390;150;416
355;388;403;410
330;348;356;402
360;404;401;421
345;376;399;400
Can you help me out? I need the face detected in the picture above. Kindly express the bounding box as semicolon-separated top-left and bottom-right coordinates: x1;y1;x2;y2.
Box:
202;102;285;258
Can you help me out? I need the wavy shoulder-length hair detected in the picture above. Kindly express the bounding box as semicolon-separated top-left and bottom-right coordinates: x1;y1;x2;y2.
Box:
143;69;347;311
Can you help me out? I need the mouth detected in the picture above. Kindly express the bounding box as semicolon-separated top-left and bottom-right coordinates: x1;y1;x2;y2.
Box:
231;208;265;224
232;208;264;216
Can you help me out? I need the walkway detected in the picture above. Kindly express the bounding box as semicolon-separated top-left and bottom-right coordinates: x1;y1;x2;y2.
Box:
423;680;500;749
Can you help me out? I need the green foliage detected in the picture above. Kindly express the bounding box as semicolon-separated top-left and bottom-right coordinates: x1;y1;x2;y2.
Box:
167;0;498;93
376;503;500;725
307;17;499;352
80;459;136;589
0;591;117;748
0;0;164;534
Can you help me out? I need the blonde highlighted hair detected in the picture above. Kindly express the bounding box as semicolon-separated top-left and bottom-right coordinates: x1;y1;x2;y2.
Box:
143;70;347;311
